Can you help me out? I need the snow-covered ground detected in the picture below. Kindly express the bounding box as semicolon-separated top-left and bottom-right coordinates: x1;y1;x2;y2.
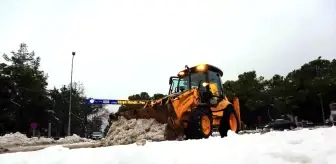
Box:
1;127;336;164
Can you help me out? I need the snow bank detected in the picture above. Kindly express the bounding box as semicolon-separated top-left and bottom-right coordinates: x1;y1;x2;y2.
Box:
102;116;166;146
0;132;92;147
57;134;92;144
0;132;54;147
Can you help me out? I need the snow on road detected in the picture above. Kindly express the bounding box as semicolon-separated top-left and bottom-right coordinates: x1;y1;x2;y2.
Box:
1;127;336;164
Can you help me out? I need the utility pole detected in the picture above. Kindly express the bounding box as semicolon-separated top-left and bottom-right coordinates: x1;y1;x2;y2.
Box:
318;93;325;124
316;57;325;124
68;52;75;136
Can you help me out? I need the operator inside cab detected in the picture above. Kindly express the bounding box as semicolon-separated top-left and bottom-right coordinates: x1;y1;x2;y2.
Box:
209;83;219;96
202;82;219;96
179;81;188;92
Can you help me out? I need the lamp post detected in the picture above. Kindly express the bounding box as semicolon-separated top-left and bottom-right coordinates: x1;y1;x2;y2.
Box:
316;57;325;124
318;93;325;124
68;52;75;136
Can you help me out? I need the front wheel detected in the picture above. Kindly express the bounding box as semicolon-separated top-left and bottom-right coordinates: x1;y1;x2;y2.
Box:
219;106;239;137
185;108;213;139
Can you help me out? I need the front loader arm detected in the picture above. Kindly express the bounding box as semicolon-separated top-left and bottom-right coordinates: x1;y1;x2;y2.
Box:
164;89;200;140
169;88;199;122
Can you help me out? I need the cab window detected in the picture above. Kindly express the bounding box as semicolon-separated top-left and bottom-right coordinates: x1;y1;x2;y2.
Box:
208;71;223;97
169;78;179;94
180;72;206;91
177;79;188;92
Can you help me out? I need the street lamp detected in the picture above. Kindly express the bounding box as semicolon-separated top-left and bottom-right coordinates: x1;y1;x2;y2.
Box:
68;52;75;136
318;93;325;124
316;57;326;124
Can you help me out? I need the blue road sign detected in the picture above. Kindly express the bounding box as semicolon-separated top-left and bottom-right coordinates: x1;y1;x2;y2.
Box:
85;98;148;105
85;99;118;104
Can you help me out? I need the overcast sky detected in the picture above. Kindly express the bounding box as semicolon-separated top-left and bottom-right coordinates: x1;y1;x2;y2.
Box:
1;0;336;112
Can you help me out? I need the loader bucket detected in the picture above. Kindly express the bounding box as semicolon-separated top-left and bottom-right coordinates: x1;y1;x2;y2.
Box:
136;104;169;124
115;98;184;141
140;99;185;140
116;103;169;124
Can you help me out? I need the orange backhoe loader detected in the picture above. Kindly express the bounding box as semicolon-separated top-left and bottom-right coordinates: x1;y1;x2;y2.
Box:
141;64;242;140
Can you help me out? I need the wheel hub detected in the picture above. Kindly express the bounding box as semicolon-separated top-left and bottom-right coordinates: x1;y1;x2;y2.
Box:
201;115;211;135
229;114;237;132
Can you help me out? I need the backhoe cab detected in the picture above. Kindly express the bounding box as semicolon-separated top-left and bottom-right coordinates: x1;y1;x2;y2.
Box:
165;64;241;140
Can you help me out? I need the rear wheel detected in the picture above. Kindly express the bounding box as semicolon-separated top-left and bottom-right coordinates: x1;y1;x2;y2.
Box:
219;106;239;137
185;107;213;139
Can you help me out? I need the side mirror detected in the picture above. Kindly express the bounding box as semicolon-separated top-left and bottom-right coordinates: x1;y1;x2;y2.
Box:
169;76;178;85
169;76;173;85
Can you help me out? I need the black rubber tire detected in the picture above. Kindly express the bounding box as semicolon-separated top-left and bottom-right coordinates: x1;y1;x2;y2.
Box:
219;105;240;138
185;107;213;139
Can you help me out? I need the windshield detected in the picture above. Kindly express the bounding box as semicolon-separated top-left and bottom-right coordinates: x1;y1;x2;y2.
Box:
179;72;206;91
